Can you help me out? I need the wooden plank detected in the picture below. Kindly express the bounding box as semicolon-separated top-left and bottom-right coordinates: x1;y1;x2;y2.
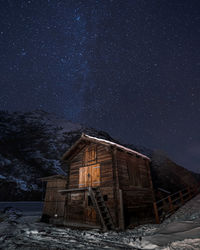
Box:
84;145;97;165
168;196;174;211
99;160;112;165
59;187;89;193
119;189;125;230
153;202;160;224
179;191;184;204
79;166;86;187
91;164;100;187
88;187;107;231
113;147;120;228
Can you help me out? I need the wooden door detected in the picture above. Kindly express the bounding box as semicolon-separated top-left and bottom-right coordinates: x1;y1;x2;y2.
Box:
79;164;100;187
79;164;100;223
79;166;91;187
91;164;100;187
85;193;96;223
79;167;86;188
86;206;96;223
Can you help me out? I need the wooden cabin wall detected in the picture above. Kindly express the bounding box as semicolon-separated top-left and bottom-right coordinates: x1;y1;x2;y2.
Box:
116;150;155;226
65;190;88;223
66;143;117;226
116;150;152;188
96;144;117;224
68;143;113;188
68;149;85;189
66;147;88;224
43;179;67;218
97;144;113;187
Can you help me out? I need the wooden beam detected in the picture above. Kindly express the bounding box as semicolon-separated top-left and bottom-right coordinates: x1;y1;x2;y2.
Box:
168;196;174;211
39;175;67;181
58;187;88;194
179;191;184;204
88;187;107;231
153;202;160;224
113;147;120;229
119;189;125;230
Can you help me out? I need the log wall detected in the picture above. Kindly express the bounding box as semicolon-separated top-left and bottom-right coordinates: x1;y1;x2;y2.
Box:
116;150;155;227
43;142;155;229
65;143;117;226
42;178;67;218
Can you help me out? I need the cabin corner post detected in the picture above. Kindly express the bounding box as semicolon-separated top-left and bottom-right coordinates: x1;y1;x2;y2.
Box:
112;147;124;230
147;159;157;219
119;189;125;230
147;160;155;199
153;202;160;224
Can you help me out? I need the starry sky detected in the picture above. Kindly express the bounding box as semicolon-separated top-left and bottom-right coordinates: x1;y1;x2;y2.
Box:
0;0;200;173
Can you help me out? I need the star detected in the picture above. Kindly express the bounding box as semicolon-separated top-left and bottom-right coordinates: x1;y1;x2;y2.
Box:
0;0;200;173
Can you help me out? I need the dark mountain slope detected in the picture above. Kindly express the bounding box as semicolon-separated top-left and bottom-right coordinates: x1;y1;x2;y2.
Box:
150;150;199;194
0;110;199;200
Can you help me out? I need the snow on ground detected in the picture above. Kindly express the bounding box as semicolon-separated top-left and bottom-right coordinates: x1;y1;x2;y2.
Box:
143;193;200;249
0;195;200;249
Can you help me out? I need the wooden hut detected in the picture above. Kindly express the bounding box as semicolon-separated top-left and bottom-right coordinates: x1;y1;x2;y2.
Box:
42;134;156;231
41;175;67;222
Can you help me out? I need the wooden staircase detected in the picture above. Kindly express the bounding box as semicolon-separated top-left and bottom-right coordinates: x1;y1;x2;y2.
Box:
88;187;115;231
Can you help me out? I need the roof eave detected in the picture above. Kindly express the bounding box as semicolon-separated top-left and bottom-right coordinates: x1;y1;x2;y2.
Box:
61;133;150;161
61;135;85;161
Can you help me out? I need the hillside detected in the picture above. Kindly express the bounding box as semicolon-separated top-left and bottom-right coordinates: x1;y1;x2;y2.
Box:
0;110;199;201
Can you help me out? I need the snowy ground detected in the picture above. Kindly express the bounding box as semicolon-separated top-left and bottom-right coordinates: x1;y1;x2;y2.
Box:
0;195;200;249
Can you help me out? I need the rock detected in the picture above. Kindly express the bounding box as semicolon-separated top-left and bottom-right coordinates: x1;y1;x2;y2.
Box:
3;207;23;221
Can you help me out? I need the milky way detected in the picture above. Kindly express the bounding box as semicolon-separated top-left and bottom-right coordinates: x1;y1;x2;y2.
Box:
0;0;200;173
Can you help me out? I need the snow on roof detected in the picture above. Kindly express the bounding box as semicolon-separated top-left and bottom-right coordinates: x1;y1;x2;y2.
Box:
83;134;150;160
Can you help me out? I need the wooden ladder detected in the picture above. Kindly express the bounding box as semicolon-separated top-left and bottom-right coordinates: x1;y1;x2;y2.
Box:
88;187;115;231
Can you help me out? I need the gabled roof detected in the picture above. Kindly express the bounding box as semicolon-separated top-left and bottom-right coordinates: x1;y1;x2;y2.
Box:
62;134;150;161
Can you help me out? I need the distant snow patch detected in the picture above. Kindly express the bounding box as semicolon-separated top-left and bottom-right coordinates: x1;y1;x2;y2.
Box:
10;177;28;191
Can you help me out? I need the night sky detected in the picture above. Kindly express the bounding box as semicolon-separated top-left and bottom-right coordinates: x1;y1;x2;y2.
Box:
0;0;200;173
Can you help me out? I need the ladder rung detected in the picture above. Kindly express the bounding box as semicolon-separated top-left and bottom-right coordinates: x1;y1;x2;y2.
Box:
97;200;104;204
